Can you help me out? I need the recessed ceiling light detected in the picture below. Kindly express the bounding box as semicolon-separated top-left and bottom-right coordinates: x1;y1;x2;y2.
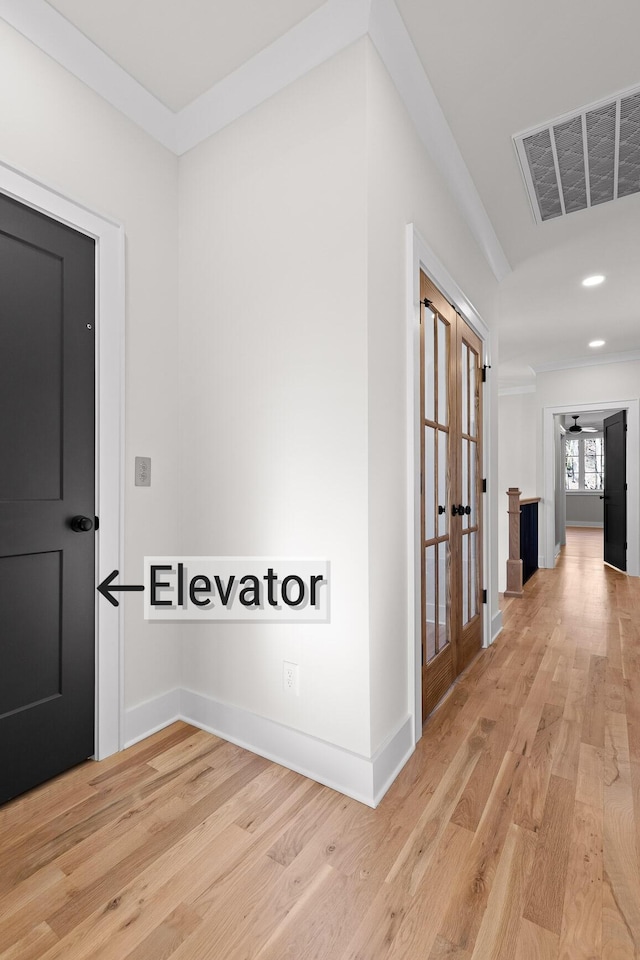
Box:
582;275;605;287
589;339;605;348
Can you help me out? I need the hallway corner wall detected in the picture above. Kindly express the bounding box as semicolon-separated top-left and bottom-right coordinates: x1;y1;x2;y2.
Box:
0;19;182;712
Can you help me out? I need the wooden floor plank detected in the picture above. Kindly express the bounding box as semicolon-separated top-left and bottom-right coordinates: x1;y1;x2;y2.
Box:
523;774;576;935
557;799;603;960
1;527;638;960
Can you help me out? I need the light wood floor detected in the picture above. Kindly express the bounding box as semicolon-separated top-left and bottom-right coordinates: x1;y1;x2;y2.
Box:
564;525;604;559
1;531;639;960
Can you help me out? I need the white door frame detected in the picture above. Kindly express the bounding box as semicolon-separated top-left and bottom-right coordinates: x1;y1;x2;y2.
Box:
406;225;496;742
542;399;639;577
0;158;125;760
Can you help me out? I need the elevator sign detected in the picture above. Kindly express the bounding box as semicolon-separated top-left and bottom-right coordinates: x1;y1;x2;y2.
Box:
142;557;330;622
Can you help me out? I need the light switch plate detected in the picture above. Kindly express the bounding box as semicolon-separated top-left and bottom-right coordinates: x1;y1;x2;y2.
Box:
135;456;151;486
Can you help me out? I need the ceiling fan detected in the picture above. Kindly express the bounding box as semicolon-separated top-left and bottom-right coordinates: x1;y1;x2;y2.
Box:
568;415;598;434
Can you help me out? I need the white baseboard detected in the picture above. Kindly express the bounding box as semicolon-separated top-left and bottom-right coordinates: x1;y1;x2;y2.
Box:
565;521;603;528
123;689;414;808
491;610;503;643
123;688;182;748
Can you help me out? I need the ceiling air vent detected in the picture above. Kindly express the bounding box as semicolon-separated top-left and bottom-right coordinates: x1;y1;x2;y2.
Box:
514;85;640;223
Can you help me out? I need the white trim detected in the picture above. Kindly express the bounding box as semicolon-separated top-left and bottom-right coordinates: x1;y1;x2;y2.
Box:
566;521;604;528
175;0;371;154
124;689;181;748
0;0;177;151
123;689;414;808
406;225;496;743
534;350;640;374
498;384;536;397
542;399;639;577
0;0;510;284
0;158;125;761
369;0;510;282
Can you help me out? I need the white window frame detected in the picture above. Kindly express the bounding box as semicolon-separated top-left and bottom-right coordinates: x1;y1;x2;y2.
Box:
564;432;604;494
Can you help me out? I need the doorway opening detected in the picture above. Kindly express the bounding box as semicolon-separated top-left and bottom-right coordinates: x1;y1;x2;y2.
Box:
543;400;639;577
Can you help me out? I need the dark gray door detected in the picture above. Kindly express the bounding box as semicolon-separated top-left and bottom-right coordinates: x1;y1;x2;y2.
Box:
603;410;627;572
0;193;96;804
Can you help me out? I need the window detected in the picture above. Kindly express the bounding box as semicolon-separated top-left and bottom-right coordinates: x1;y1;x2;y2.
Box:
565;435;604;490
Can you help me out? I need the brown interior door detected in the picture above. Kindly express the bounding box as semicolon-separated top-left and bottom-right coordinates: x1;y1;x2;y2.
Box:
420;272;483;720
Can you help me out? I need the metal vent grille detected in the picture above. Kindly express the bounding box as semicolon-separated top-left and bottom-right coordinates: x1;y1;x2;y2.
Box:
514;85;640;223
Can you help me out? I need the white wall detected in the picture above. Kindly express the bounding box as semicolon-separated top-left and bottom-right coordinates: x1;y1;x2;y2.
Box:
0;21;181;709
364;42;500;750
566;493;603;526
178;42;372;756
497;390;537;592
178;38;502;765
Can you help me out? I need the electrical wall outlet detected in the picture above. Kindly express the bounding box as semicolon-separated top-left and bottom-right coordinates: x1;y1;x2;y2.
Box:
135;456;151;487
283;661;299;695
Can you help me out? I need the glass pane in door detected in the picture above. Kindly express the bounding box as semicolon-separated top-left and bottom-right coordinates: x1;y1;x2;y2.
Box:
469;345;477;437
425;426;435;541
437;318;449;427
437;428;448;537
461;343;469;436
469;439;477;526
462;438;469;530
470;530;478;619
425;544;436;662
437;541;449;653
424;307;435;423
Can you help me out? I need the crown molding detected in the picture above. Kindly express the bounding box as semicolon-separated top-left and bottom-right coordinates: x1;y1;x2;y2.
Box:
0;0;177;151
534;349;640;374
0;0;511;281
175;0;372;154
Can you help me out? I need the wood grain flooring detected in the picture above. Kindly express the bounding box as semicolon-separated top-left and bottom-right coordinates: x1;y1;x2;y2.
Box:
1;529;639;959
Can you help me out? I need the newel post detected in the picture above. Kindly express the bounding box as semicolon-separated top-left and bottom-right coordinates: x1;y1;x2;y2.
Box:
505;487;524;598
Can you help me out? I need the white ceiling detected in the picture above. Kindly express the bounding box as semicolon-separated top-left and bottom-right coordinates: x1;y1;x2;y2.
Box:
33;1;640;381
394;0;640;382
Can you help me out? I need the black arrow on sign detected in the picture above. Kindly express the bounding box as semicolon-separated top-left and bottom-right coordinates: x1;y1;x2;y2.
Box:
97;570;145;607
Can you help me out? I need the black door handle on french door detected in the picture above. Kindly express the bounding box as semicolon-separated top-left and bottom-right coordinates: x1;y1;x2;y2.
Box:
438;505;445;515
70;515;94;533
464;505;471;515
451;504;465;516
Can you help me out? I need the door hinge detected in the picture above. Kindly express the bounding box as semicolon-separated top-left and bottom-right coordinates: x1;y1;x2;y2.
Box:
625;483;628;490
482;478;487;493
94;515;100;531
481;364;491;382
482;589;487;605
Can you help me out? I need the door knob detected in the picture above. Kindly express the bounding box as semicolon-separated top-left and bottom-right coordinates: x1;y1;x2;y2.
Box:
451;504;465;516
438;505;445;515
464;505;471;515
70;515;93;533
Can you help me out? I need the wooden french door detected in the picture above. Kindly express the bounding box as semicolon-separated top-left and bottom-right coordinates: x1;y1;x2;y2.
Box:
420;272;483;720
